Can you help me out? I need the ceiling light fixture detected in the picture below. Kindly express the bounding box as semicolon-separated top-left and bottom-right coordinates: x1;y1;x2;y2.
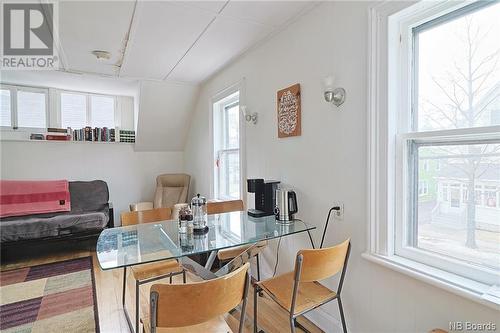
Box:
91;50;111;60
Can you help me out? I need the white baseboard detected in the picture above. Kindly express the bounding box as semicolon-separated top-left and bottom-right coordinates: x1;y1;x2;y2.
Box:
303;307;345;333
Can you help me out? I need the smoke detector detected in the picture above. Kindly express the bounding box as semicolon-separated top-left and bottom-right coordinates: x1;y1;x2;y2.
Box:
91;50;111;60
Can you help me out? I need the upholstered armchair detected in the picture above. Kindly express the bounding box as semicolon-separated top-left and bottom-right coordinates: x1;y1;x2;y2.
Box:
129;174;191;211
153;174;191;208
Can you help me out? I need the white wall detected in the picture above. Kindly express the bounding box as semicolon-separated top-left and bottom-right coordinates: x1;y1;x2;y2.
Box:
0;141;184;224
135;81;199;151
184;2;499;332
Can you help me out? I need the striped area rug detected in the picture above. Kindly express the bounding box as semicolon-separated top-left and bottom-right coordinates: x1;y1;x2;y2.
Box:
0;256;99;332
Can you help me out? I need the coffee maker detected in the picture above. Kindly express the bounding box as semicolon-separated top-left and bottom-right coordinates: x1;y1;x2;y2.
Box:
247;179;280;217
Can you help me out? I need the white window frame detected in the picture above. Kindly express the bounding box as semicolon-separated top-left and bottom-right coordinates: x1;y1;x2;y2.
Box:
58;89;117;129
209;80;247;201
365;0;500;309
0;83;127;138
0;84;49;130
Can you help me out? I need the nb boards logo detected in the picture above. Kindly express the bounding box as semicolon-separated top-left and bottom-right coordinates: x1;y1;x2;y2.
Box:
1;2;58;70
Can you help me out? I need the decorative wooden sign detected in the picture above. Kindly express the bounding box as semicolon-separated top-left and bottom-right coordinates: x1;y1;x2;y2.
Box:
277;83;301;138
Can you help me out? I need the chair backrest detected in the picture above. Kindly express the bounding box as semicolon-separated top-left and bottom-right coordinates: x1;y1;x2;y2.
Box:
295;238;350;283
207;199;244;215
129;202;154;212
150;263;249;329
120;207;172;226
153;174;191;209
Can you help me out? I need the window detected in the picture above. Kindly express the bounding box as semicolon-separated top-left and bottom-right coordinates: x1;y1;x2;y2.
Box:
213;90;241;200
0;89;11;127
91;96;114;128
0;85;48;128
17;90;47;128
60;92;115;129
61;93;86;128
367;0;500;302
396;1;500;285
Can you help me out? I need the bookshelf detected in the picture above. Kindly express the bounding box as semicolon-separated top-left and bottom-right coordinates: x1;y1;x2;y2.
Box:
0;138;134;145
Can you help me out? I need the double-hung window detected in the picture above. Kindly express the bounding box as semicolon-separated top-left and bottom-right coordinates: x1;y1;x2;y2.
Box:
397;0;500;286
368;0;500;304
212;90;242;200
0;85;48;129
60;92;115;129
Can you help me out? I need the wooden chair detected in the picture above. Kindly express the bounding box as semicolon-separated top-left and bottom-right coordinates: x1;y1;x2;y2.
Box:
207;199;244;215
141;263;251;333
121;207;172;226
254;239;351;333
207;200;266;281
120;208;185;333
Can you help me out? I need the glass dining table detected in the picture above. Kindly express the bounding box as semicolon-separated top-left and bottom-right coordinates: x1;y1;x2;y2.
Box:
96;211;316;277
96;211;315;333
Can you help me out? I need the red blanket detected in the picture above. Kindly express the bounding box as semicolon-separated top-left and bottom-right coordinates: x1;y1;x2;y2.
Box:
0;180;71;218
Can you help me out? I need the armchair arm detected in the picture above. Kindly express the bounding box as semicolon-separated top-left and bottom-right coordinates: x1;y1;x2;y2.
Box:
129;201;154;212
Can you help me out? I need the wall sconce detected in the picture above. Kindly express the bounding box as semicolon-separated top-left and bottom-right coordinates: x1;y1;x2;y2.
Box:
323;75;346;107
241;106;258;125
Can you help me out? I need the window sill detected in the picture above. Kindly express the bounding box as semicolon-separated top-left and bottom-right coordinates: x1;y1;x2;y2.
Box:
361;252;500;311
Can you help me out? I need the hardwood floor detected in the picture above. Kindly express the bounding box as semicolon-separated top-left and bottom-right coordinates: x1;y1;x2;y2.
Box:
1;240;322;333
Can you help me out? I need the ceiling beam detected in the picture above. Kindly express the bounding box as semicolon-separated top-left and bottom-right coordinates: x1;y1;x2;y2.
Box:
161;0;231;81
118;0;139;78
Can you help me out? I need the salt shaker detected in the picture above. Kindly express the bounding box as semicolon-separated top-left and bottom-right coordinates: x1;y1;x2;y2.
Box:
178;206;192;234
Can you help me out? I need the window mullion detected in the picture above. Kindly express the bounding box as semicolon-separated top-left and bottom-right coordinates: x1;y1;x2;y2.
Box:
86;94;91;127
11;87;18;129
407;140;419;247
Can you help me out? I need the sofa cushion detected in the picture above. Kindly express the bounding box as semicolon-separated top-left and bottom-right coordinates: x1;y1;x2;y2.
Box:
0;212;108;242
69;180;109;213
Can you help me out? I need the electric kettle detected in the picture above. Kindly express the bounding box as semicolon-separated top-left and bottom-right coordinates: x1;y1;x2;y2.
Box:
274;189;298;223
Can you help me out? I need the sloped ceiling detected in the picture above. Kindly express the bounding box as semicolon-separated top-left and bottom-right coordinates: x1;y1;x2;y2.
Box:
57;1;318;84
135;81;199;151
7;1;317;152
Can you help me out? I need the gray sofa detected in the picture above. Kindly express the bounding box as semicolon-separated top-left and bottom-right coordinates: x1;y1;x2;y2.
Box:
0;180;112;243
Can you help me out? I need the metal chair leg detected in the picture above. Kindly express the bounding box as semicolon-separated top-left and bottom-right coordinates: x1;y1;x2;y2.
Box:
135;280;140;333
169;275;173;284
122;267;127;306
289;316;296;333
294;318;312;333
253;286;259;333
256;254;261;281
338;297;347;333
182;270;187;283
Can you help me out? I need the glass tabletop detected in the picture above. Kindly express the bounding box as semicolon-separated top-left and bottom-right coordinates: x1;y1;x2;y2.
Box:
96;211;315;270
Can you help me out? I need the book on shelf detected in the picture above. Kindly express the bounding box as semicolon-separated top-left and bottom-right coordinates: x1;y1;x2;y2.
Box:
46;134;71;141
29;126;130;143
119;129;135;143
30;133;45;140
47;128;67;134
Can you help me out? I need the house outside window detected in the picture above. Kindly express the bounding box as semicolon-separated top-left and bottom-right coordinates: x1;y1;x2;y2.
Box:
367;0;500;302
406;2;500;278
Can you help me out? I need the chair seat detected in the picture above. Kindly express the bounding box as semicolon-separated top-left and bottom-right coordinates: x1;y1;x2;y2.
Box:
218;245;252;261
131;260;183;281
141;310;233;333
257;272;337;315
217;241;267;261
